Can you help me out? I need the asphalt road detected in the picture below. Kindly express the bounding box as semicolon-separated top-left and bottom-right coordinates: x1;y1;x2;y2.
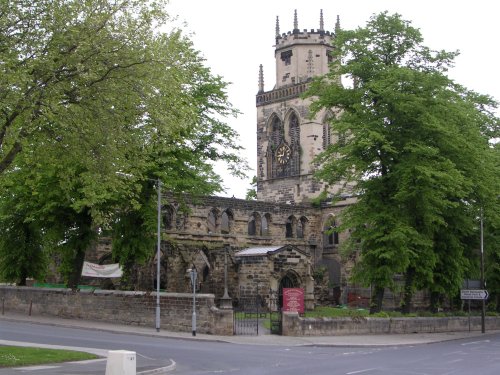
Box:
0;320;499;375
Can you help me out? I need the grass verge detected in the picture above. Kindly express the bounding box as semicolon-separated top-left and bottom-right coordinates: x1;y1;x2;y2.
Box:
0;346;98;368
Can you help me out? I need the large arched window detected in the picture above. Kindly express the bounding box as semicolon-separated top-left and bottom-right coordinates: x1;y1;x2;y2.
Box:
288;111;300;176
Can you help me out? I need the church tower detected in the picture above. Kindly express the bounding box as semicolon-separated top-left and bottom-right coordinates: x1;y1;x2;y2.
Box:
256;10;342;204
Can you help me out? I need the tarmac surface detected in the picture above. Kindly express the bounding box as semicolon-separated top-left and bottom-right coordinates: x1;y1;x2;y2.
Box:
1;312;498;374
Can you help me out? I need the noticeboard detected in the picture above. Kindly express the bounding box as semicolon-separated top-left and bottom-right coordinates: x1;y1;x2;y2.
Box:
283;288;304;314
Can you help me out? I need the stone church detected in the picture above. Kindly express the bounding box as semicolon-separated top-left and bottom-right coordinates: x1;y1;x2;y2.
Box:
93;10;359;310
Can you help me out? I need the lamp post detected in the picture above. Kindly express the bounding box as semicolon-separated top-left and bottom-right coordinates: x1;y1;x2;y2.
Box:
480;207;485;334
220;244;232;309
190;266;197;336
156;178;161;332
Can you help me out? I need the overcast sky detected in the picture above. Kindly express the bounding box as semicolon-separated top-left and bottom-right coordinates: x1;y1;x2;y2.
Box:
166;0;499;199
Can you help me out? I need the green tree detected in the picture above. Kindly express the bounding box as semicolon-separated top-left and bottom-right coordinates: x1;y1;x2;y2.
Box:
307;12;500;313
245;176;258;200
0;0;246;288
0;177;47;285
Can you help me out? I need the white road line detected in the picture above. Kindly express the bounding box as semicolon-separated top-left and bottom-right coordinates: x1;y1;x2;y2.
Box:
15;365;60;371
346;369;377;374
446;359;464;364
461;340;490;345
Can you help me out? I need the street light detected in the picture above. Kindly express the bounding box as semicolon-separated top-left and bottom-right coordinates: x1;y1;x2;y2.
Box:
189;266;197;336
480;207;485;334
156;178;161;332
219;244;232;309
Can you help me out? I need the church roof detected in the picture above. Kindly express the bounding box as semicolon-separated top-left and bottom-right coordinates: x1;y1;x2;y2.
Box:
234;246;282;257
235;245;309;258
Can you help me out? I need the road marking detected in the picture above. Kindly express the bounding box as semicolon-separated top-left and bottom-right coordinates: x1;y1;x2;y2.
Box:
461;340;490;346
446;359;464;364
137;352;156;360
15;365;60;371
69;358;107;364
346;369;376;374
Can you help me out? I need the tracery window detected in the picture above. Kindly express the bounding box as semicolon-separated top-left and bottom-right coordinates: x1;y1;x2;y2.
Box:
266;112;301;179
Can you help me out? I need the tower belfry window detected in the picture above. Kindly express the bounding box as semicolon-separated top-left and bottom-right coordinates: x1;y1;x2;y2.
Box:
281;50;293;66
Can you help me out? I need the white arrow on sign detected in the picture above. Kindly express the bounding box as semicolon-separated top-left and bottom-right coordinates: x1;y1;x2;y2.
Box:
460;289;489;300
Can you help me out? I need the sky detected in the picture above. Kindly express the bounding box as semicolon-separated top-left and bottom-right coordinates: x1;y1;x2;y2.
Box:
165;0;500;199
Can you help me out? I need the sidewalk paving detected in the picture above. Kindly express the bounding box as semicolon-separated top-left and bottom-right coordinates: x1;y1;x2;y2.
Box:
1;311;497;348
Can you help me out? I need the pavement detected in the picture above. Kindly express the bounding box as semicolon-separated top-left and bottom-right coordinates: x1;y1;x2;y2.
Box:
1;311;498;374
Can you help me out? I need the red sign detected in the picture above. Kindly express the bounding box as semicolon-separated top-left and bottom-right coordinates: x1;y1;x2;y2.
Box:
283;288;304;313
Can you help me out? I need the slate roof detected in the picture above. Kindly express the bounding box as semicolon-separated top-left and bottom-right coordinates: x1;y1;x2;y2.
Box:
235;245;310;258
234;246;282;257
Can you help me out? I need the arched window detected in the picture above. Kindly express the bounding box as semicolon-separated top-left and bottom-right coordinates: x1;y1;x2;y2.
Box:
261;213;271;236
248;217;256;236
324;216;339;246
297;216;308;239
221;209;233;234
207;209;218;234
285;216;296;238
248;212;261;236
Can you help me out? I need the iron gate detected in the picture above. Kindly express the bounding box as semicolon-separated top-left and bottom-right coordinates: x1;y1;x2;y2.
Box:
234;294;264;335
269;289;282;335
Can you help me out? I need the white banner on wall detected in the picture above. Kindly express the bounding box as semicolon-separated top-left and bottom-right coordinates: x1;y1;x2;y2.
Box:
81;261;123;278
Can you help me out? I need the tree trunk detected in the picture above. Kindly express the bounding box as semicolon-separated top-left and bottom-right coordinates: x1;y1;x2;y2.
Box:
66;247;86;290
370;285;384;314
429;291;440;313
401;267;415;314
17;270;27;286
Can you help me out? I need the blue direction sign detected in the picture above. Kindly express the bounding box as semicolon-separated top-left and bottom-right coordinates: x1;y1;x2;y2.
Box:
460;289;489;300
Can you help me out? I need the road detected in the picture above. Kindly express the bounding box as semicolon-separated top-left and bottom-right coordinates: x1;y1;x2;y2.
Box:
0;320;499;374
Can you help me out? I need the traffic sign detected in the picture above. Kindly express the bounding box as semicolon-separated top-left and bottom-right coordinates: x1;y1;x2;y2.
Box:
460;289;489;300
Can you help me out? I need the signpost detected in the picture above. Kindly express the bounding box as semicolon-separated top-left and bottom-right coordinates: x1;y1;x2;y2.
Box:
460;288;489;333
460;289;489;300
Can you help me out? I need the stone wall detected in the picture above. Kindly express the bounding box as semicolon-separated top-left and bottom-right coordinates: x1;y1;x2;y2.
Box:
282;312;500;336
0;286;233;335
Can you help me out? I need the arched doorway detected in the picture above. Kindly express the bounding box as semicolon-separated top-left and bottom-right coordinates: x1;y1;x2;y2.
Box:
277;271;300;308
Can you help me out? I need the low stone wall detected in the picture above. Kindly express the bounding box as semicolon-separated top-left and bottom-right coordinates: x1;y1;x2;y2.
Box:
282;312;500;336
0;286;233;335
